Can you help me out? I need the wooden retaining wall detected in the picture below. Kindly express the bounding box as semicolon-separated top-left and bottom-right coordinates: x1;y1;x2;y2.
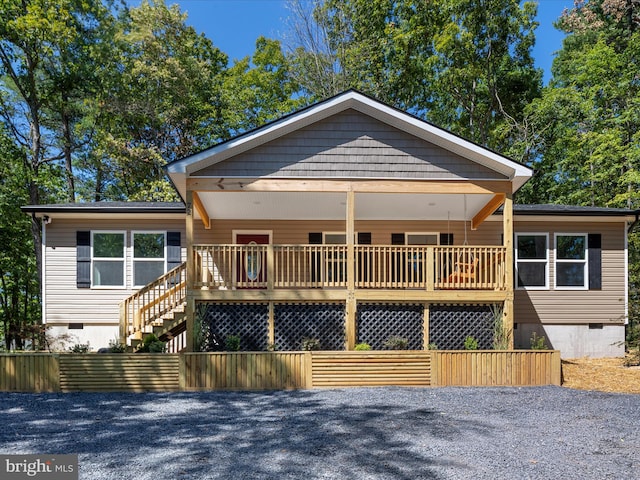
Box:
0;351;561;392
311;351;431;387
0;354;60;392
181;352;310;390
431;351;561;386
58;354;180;392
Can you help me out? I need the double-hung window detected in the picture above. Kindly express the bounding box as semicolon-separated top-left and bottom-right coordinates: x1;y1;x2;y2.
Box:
555;234;587;289
92;232;125;288
515;233;548;289
133;232;166;287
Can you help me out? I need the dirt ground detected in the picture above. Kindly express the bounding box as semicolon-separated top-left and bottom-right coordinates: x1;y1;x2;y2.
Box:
562;356;640;394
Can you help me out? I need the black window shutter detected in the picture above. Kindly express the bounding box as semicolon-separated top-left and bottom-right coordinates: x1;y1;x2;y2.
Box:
391;233;405;245
440;233;454;246
358;232;372;245
308;232;323;244
588;234;602;290
77;231;91;288
308;233;322;282
167;232;182;271
390;234;404;282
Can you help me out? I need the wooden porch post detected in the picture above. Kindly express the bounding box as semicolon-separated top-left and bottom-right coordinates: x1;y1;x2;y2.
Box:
185;190;195;352
345;189;356;350
423;303;430;349
503;192;514;349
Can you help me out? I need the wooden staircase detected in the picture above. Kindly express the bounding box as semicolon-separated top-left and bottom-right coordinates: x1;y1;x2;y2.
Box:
120;262;187;352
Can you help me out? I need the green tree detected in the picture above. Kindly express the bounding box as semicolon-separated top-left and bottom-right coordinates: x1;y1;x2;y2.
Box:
522;0;640;207
0;128;41;349
224;36;305;134
286;0;542;151
0;0;114;280
428;0;542;151
84;0;230;201
521;0;640;344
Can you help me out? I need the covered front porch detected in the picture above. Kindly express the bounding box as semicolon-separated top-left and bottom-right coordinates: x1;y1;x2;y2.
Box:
179;181;516;352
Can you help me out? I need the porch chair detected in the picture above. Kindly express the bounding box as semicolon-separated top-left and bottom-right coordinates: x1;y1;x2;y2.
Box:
446;255;479;285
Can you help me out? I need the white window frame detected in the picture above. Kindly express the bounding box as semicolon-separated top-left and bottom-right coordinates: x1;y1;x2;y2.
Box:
91;230;126;289
132;231;167;288
554;233;588;290
323;232;347;244
321;232;353;285
405;232;439;245
515;233;549;290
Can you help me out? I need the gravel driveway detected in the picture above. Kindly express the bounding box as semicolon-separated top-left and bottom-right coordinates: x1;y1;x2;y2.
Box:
1;386;638;479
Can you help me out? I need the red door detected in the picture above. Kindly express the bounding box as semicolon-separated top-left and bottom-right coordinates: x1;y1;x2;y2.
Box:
236;234;270;288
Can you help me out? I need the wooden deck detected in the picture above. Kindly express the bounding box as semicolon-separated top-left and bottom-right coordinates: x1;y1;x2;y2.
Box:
1;351;560;392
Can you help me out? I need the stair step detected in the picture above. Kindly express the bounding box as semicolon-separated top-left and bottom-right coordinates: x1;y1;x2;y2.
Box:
125;301;187;346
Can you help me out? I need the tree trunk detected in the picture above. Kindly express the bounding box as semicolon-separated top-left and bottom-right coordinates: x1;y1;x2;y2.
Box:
62;110;76;202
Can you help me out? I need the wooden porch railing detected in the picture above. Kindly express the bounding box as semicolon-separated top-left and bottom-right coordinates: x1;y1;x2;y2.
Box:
120;262;187;340
193;245;506;291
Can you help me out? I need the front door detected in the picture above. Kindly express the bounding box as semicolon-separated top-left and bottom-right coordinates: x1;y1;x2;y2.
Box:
236;233;270;288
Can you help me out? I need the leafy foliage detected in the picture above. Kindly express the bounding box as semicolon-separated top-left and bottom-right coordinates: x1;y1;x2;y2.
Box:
520;0;640;344
224;335;241;352
530;332;548;350
301;337;321;350
137;333;165;353
286;0;542;151
463;336;479;350
0;127;41;349
383;336;408;350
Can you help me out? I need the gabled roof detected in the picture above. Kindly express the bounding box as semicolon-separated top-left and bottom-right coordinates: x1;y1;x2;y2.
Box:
166;90;533;199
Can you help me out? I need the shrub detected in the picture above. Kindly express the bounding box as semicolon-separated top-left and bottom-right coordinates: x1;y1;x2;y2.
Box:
426;343;438;350
224;335;241;351
301;337;321;351
491;303;511;350
68;343;90;353
108;337;126;353
463;336;479;350
383;336;408;350
530;332;548;350
354;342;371;351
624;347;640;367
137;334;166;353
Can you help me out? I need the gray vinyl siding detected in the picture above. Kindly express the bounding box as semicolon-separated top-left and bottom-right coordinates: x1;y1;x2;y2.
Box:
514;221;626;326
193;110;507;180
44;218;186;327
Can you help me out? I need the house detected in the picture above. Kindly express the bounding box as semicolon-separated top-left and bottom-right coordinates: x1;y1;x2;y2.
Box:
22;91;636;358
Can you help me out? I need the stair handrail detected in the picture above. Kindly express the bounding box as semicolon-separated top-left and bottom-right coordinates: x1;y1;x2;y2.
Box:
119;262;187;342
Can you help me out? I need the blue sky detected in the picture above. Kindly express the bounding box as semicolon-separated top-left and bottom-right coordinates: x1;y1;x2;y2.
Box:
145;0;573;85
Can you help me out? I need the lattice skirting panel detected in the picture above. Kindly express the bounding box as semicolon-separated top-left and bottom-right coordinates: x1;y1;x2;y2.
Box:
429;304;493;350
357;303;424;350
198;302;269;351
274;303;345;351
